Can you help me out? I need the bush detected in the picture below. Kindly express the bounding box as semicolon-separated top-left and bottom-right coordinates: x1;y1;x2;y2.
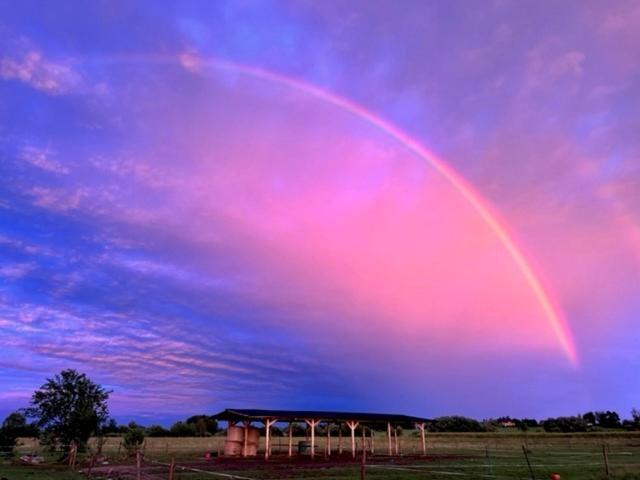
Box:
146;424;170;437
169;421;196;437
122;422;145;455
186;415;218;436
542;416;588;433
428;416;486;432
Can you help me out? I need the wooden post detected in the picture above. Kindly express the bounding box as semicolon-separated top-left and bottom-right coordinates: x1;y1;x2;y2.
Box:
416;422;426;456
305;419;320;459
288;422;293;458
326;423;331;457
370;429;374;455
87;454;97;476
243;421;250;458
387;422;392;456
485;447;494;477
168;457;176;480
522;445;535;480
362;425;366;453
264;419;276;460
602;444;610;477
136;449;142;480
346;421;359;459
393;426;398;455
338;425;343;454
360;444;367;480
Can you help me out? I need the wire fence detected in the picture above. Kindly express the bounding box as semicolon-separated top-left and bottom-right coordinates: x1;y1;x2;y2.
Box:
3;438;640;480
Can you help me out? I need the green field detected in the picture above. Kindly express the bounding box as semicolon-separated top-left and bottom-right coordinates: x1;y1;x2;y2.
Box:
3;433;640;480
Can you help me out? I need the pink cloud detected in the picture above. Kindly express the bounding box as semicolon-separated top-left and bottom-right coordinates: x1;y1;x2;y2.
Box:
0;50;82;94
20;146;70;174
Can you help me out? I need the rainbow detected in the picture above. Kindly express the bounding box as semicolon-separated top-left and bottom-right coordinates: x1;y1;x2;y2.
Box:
98;53;580;365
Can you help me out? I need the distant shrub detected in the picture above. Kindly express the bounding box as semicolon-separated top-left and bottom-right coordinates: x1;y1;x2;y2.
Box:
542;416;588;433
122;422;145;454
428;416;486;432
169;421;196;437
146;424;170;437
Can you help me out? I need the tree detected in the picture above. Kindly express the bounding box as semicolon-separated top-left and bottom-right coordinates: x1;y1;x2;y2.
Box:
428;416;486;432
170;421;196;437
186;415;218;436
27;369;111;450
122;422;145;455
596;411;621;429
582;412;596;425
542;416;588;433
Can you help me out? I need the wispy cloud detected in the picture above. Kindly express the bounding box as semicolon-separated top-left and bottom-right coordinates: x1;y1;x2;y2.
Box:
0;49;82;95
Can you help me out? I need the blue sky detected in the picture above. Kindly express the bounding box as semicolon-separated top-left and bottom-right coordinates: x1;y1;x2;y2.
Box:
1;0;639;425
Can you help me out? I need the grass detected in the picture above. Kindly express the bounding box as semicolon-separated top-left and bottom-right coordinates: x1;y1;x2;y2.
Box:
4;434;640;480
0;464;85;480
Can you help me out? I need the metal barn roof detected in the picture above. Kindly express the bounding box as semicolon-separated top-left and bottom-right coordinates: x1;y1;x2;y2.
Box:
213;408;429;425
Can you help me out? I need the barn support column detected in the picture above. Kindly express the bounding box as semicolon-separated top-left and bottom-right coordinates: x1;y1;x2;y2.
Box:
242;421;251;457
346;421;359;459
387;422;392;455
263;418;277;460
305;419;320;459
416;422;426;456
288;422;293;458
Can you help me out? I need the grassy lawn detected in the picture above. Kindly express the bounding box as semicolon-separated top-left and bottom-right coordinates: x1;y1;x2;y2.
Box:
0;463;85;480
4;437;640;480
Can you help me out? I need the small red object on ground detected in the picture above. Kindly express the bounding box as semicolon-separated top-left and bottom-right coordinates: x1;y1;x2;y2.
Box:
550;474;561;480
204;451;212;461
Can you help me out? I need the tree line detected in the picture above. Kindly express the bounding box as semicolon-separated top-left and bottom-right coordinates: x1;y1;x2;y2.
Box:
2;369;640;457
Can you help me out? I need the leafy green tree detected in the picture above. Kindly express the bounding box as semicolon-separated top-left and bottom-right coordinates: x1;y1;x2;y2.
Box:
170;421;196;437
428;416;486;432
542;416;588;433
146;424;170;437
596;411;621;429
122;422;145;455
186;415;218;436
582;412;596;425
101;418;120;435
27;369;111;450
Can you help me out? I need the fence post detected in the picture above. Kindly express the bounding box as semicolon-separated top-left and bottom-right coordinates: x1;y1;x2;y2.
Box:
136;449;142;480
485;446;494;477
522;445;535;480
602;444;610;478
168;457;176;480
360;446;366;480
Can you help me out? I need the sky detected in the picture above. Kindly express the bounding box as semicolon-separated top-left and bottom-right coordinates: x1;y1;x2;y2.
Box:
0;0;639;425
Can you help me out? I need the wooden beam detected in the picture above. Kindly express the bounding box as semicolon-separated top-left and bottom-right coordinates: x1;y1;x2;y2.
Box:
387;422;392;456
393;425;399;455
370;428;375;455
415;422;426;456
242;421;251;457
305;419;320;459
326;423;331;457
346;421;359;459
288;422;293;458
263;419;277;460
